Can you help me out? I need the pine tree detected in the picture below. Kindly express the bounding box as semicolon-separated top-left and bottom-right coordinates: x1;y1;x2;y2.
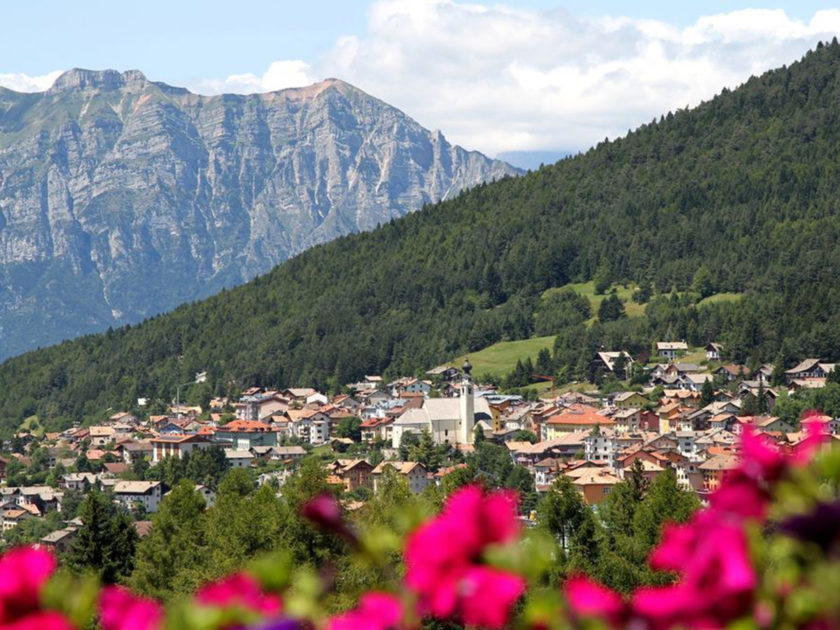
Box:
700;378;715;407
412;430;441;472
537;476;587;552
129;480;209;599
67;490;138;583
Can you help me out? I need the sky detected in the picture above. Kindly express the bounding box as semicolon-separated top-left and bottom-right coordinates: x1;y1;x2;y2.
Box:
2;1;839;157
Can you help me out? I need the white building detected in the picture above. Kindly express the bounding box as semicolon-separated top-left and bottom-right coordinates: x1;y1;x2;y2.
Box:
113;481;162;513
390;361;490;447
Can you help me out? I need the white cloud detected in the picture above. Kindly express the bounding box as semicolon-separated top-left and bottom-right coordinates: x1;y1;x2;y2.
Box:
0;70;63;92
4;2;840;157
191;60;316;94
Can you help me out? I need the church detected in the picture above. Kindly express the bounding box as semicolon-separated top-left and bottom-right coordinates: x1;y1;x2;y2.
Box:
390;360;492;448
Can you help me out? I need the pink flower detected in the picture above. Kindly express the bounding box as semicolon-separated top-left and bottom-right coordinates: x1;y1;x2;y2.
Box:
0;546;57;623
457;566;525;630
99;585;163;630
791;414;830;465
327;592;404;630
564;575;625;627
1;610;75;630
740;426;786;482
635;517;756;628
301;493;343;531
197;573;282;617
708;471;770;521
404;486;523;628
301;493;358;545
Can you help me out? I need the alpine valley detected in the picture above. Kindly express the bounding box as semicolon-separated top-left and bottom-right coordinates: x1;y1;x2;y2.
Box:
0;69;518;359
3;43;840;429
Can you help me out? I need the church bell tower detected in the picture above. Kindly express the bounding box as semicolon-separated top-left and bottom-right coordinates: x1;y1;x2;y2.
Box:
459;359;475;444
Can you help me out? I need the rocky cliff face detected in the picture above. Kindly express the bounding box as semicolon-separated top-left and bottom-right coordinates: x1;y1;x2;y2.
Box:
0;69;519;359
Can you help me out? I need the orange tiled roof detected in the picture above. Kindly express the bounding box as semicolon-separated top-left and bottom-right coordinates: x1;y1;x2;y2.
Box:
545;405;613;427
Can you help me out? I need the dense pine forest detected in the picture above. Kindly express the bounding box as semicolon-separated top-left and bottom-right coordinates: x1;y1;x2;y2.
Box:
3;41;840;431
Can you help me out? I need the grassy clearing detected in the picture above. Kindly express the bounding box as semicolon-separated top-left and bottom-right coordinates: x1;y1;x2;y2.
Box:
543;281;646;321
445;285;732;382
19;415;44;437
453;335;556;379
698;292;743;307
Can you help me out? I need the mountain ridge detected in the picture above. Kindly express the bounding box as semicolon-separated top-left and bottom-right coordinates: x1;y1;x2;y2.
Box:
0;68;519;358
3;42;840;430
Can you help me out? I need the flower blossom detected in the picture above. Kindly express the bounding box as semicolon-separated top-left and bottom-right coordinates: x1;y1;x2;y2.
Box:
197;572;283;617
0;546;72;629
564;575;626;627
327;592;404;630
404;485;525;629
99;585;163;630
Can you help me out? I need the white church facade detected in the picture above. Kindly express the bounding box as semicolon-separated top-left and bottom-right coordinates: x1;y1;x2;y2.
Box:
391;360;491;448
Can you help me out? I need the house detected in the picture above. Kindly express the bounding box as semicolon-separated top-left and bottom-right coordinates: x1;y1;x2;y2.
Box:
88;426;116;447
150;434;214;463
426;365;462;382
785;359;836;383
584;428;618;467
533;458;563;488
372;461;430;494
286;410;332;444
542;405;613;440
270;446;307;462
40;527;78;553
195;485;217;507
113;481;163;513
118;440;153;465
507;434;588;467
699;453;739;492
2;509;30;531
333;394;363;413
714;364;746;383
282;388;318;401
678;373;714;392
60;472;98;492
569;469;621;505
360;417;393;443
589;351;634;381
328;459;374;492
612;391;648;409
705;342;724;361
224;449;254;468
656;341;688;360
214;420;278;450
102;462;129;476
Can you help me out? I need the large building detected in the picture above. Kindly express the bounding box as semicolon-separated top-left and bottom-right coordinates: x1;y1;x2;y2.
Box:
390;361;491;447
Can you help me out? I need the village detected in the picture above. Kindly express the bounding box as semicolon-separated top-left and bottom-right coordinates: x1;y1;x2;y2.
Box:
1;341;838;552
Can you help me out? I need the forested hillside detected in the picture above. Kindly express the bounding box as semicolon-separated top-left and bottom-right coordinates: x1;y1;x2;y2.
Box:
3;41;840;430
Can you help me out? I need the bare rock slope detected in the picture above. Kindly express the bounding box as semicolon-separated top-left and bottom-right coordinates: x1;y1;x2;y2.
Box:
0;70;519;358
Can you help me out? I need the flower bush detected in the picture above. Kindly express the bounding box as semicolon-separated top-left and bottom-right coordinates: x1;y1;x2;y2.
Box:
4;415;840;629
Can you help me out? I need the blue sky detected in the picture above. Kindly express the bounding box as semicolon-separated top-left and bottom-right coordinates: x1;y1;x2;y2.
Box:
2;1;838;155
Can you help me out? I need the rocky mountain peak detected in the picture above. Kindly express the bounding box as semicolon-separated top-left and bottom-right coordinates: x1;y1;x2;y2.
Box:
0;68;521;359
46;68;148;94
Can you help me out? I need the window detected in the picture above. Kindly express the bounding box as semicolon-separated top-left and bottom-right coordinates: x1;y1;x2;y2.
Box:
603;487;611;495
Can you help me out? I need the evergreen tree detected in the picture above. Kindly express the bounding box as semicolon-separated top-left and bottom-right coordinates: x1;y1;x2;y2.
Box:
411;430;441;472
537;476;587;551
67;490;138;583
129;480;209;599
700;378;715;407
536;348;554;376
473;424;486;448
598;294;626;322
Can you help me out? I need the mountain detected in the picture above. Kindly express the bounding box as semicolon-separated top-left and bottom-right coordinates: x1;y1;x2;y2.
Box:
0;70;519;359
3;42;840;431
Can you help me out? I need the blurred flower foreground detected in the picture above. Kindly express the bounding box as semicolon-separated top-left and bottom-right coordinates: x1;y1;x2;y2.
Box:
2;416;839;630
